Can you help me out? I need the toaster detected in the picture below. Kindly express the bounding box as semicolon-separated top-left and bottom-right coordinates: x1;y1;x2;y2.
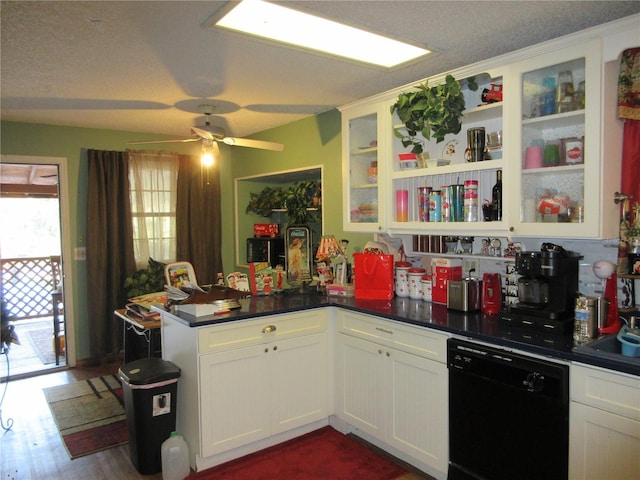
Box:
447;278;482;311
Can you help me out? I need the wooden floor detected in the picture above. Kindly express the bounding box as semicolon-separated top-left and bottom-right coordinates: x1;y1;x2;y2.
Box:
0;359;433;480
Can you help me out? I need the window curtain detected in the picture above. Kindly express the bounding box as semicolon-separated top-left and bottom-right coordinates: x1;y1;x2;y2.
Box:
128;150;179;268
176;155;223;285
86;149;136;362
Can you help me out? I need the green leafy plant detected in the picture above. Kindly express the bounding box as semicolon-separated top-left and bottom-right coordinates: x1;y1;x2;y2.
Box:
245;186;286;218
390;74;473;153
124;258;166;297
246;181;321;225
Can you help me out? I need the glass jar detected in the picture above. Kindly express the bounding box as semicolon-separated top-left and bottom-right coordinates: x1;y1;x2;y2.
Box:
367;161;378;184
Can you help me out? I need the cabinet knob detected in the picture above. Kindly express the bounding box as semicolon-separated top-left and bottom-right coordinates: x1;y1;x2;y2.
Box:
386;351;390;357
265;348;269;353
262;325;277;334
273;345;278;351
509;226;514;232
378;349;383;355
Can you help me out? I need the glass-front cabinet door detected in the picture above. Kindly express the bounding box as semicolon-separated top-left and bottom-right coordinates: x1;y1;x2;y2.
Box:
509;39;603;237
340;102;387;233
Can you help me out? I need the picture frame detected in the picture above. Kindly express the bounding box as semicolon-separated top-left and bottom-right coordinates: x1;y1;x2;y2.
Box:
164;262;198;289
285;225;313;287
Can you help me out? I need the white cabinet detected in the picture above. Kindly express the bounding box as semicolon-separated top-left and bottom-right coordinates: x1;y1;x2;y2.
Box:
569;363;640;479
338;18;637;239
508;38;622;238
335;310;449;476
161;309;329;471
199;332;328;457
340;101;389;233
387;70;508;237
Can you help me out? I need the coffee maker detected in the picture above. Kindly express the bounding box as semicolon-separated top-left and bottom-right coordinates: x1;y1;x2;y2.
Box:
500;243;582;339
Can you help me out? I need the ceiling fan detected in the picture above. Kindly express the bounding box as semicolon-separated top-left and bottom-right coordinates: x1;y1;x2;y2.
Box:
128;105;284;152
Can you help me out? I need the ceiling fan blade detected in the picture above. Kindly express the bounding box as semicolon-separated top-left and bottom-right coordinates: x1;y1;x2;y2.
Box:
223;137;284;151
127;137;199;145
192;126;214;140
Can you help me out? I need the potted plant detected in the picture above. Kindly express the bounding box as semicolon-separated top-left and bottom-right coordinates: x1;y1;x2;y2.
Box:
390;74;476;153
124;258;166;297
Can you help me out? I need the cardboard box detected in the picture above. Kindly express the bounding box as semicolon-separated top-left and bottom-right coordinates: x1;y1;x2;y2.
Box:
253;223;279;237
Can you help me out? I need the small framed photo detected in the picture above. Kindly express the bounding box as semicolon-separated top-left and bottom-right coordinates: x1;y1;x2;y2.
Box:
165;262;198;289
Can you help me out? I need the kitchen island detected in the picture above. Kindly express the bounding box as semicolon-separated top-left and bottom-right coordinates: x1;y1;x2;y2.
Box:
155;291;640;479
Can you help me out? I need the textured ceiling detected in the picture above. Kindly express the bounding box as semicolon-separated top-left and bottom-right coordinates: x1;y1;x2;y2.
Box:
2;1;639;140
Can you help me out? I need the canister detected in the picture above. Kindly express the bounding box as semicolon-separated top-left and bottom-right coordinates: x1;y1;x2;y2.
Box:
450;184;464;222
408;267;426;299
429;190;442;222
421;275;432;302
394;261;411;297
441;186;451;222
417;187;431;222
463;180;479;222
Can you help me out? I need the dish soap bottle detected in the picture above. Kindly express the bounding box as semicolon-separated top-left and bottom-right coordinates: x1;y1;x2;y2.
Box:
492;170;502;221
161;431;190;480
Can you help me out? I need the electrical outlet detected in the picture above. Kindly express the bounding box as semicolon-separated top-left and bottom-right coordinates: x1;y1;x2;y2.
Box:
74;247;86;261
463;258;478;276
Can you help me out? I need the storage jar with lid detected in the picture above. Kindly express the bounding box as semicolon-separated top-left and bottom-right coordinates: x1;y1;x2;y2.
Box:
394;262;411;297
421;274;432;302
408;267;426;299
463;180;478;222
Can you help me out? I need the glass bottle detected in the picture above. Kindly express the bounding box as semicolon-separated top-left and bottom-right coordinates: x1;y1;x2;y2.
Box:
492;170;502;221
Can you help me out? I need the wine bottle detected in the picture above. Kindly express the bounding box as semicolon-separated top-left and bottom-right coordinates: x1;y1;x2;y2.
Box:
492;170;502;221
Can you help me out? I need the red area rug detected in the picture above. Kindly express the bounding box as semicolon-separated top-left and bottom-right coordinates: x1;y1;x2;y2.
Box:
187;426;407;480
43;375;128;459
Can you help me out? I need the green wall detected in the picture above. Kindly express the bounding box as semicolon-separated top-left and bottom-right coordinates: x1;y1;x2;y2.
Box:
1;111;373;363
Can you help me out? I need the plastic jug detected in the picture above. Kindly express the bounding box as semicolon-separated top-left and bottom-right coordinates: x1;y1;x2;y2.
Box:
161;431;190;480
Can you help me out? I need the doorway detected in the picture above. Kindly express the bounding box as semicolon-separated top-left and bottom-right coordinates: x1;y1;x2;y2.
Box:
0;155;75;379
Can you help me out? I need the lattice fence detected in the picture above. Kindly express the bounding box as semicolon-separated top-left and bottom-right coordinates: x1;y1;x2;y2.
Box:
1;256;55;320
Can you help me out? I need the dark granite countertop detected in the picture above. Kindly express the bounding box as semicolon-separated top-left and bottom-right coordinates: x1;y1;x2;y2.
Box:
154;291;640;377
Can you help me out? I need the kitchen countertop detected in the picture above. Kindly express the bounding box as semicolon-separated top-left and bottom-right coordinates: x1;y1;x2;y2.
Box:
153;291;640;377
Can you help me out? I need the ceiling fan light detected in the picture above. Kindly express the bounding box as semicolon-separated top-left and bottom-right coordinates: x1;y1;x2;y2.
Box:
201;139;215;167
222;137;235;146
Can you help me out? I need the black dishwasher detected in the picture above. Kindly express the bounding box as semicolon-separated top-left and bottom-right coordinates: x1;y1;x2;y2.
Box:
447;338;569;480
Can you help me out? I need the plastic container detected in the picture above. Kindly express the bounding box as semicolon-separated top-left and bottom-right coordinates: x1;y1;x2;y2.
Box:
119;357;181;475
161;431;190;480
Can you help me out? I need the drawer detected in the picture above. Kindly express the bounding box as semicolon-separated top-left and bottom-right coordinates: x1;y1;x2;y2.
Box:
198;309;327;354
337;310;448;362
571;363;640;421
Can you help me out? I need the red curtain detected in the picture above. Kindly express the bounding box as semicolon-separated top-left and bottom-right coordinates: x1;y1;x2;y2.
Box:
618;47;640;205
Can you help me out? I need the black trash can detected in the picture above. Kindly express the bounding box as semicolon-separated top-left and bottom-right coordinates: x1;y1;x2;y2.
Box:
119;357;181;475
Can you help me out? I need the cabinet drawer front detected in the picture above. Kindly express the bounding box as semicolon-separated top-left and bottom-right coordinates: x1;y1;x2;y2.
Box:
338;310;448;362
198;310;327;354
571;363;640;421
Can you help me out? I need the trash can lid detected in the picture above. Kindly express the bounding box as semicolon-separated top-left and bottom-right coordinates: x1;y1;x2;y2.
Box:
118;357;181;385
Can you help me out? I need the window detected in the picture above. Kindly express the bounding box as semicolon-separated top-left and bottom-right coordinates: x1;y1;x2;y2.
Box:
128;152;179;268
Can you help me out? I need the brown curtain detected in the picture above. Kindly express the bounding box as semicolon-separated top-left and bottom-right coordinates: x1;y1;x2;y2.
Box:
86;149;136;362
176;155;223;285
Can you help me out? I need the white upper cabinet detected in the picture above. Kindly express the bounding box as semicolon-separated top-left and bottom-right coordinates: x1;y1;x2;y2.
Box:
339;15;639;239
506;38;619;238
340;101;389;233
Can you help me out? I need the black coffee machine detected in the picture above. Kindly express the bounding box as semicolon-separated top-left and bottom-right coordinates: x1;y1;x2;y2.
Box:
500;243;582;338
